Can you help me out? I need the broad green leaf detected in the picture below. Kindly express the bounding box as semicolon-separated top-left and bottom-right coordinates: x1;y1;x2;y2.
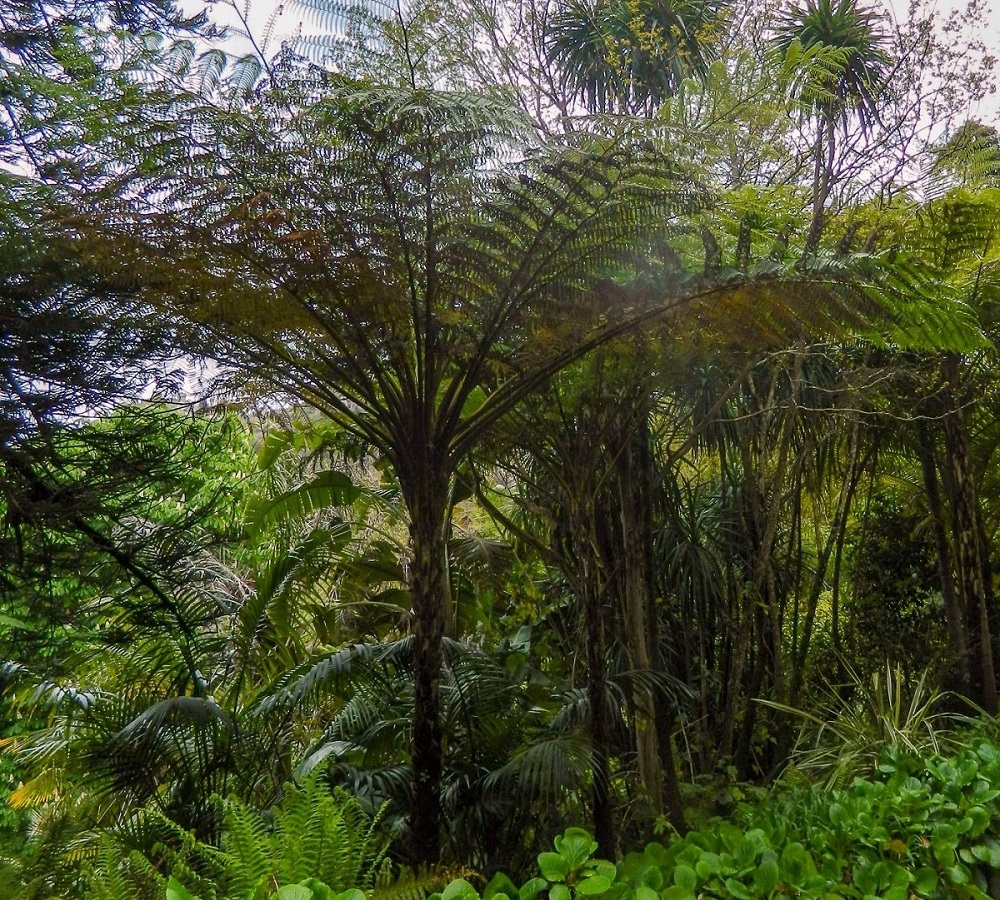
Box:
296;881;332;900
443;879;480;900
575;875;611;896
723;878;751;900
333;890;366;900
754;857;779;895
518;878;548;900
167;878;201;900
660;888;693;900
673;865;697;893
591;862;616;881
275;888;314;900
913;868;938;896
257;428;292;469
554;828;599;868
485;874;519;900
539;852;572;882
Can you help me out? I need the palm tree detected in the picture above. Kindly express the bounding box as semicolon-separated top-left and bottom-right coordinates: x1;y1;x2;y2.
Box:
546;0;723;116
773;0;891;250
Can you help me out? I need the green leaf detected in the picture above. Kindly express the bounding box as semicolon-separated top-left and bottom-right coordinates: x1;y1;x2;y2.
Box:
485;874;520;900
554;828;600;868
913;868;938;896
591;862;616;881
754;858;780;895
518;878;548;900
333;891;366;900
695;853;721;879
539;852;572;882
257;428;292;469
575;875;611;896
443;880;480;900
660;888;693;900
945;866;970;885
299;881;333;900
275;888;314;900
638;866;663;891
167;878;201;900
971;841;1000;867
550;884;571;900
460;386;487;418
673;865;697;893
246;470;362;534
723;878;751;900
853;864;876;895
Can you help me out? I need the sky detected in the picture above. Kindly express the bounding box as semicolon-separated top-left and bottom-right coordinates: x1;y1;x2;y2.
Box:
199;0;1000;126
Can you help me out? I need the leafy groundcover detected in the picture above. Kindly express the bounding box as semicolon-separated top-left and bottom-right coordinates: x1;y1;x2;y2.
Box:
172;741;1000;900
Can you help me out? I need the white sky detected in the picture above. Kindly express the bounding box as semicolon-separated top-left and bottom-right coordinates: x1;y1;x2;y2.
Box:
199;0;1000;126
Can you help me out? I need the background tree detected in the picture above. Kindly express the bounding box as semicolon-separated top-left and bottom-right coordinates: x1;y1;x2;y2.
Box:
773;0;891;251
545;0;724;116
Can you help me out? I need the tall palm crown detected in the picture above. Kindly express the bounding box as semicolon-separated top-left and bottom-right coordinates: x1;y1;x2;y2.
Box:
547;0;724;116
773;0;891;130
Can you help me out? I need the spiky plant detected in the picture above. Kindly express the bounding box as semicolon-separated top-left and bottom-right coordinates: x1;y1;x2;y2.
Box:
762;660;969;788
545;0;724;116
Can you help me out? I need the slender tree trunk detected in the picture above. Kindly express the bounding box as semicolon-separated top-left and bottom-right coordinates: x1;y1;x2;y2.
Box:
573;507;615;857
791;423;863;705
616;414;664;817
651;638;687;834
917;421;970;695
405;475;451;863
941;354;997;711
806;115;835;254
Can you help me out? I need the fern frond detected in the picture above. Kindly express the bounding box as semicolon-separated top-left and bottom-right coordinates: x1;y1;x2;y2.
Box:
222;800;272;898
371;864;477;900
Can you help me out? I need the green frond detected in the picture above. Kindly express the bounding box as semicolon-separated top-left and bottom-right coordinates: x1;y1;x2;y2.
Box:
221;801;272;898
253;643;384;714
245;472;361;535
272;776;379;889
483;732;591;806
370;863;474;900
928;121;1000;194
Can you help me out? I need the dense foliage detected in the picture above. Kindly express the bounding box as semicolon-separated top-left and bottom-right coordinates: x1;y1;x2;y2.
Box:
6;0;1000;894
89;739;1000;900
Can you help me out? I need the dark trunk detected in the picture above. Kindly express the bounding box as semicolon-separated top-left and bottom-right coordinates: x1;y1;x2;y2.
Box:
941;354;996;712
573;507;615;858
917;421;970;695
405;477;450;863
651;616;687;834
616;414;664;816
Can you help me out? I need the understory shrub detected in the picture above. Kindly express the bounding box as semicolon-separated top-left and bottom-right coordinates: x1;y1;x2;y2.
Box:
433;740;1000;900
80;739;1000;900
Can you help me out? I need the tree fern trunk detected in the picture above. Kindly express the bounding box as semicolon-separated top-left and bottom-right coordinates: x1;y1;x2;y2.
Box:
405;477;450;863
573;507;615;858
616;413;663;816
